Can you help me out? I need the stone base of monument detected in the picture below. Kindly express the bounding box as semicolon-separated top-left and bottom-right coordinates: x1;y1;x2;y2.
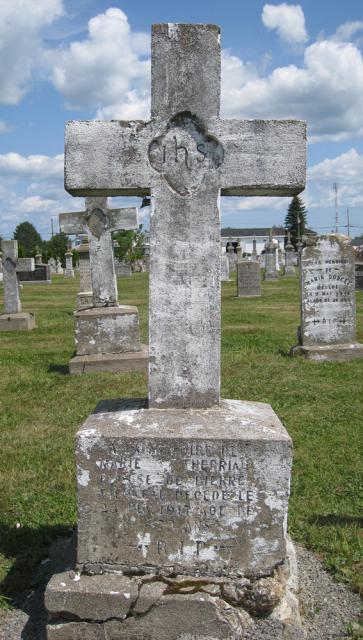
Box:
45;537;301;640
44;398;301;639
74;305;142;355
69;305;148;374
69;344;149;375
290;342;363;362
0;312;36;331
284;267;295;276
77;291;93;309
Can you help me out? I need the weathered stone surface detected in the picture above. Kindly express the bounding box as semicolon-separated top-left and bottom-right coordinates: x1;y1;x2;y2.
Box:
64;250;75;278
0;312;36;331
69;346;149;375
291;342;363;361
74;306;141;356
227;245;236;272
48;592;246;640
45;572;139;621
64;24;305;410
284;234;295;276
132;580;167;614
76;398;292;578
237;261;261;297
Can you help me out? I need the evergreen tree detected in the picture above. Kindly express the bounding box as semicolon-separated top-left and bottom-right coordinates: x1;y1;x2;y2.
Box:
284;196;308;249
13;222;42;256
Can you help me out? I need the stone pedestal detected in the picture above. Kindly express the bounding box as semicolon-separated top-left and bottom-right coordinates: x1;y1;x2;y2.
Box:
0;312;36;331
69;306;148;374
291;342;363;361
45;398;298;639
77;291;93;309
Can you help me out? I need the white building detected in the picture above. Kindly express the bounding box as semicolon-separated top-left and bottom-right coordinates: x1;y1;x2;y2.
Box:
221;227;286;257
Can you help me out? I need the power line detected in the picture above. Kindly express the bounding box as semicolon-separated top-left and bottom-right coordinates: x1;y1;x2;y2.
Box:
333;183;339;233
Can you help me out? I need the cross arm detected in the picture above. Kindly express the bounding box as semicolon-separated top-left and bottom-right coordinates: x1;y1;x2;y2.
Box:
65;121;153;196
215;119;306;196
59;211;87;235
109;208;139;232
16;258;35;272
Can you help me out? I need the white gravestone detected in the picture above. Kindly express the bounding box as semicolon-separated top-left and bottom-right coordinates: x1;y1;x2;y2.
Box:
220;247;230;282
291;234;363;361
46;23;306;640
64;248;75;278
264;231;279;281
59;198;148;374
0;240;36;331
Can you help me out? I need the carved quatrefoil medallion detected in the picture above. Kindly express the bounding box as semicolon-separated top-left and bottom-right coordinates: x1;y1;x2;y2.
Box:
86;208;109;238
148;112;224;196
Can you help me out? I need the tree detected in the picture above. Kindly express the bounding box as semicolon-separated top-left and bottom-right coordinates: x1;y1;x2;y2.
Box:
13;222;42;256
43;232;69;266
113;225;146;264
284;195;308;249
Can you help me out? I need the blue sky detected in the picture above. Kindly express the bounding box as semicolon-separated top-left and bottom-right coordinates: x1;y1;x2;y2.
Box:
0;0;363;239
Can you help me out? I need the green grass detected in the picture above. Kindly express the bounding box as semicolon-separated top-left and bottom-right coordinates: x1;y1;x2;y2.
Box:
0;273;362;603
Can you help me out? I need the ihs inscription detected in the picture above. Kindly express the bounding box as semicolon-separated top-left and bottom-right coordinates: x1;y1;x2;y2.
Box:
148;112;224;196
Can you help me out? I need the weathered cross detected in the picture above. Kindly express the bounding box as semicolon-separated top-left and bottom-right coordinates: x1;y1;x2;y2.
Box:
1;240;35;314
65;24;306;408
59;197;138;307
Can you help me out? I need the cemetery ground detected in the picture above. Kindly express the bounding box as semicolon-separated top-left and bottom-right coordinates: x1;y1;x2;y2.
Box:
0;273;361;616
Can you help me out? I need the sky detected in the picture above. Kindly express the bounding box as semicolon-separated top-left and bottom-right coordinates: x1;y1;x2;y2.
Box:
0;0;363;240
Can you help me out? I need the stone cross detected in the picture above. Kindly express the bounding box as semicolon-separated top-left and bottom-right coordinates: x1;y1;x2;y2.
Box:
65;24;306;408
1;240;35;314
59;197;138;307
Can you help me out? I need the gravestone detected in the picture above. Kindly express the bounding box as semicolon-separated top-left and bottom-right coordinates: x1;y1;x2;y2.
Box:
48;257;57;274
55;258;63;275
114;259;132;277
291;234;363;360
75;239;93;308
18;263;51;284
355;262;363;291
252;237;257;259
0;252;3;282
0;240;36;331
221;248;230;282
284;232;295;275
35;248;42;265
64;246;75;278
264;231;278;280
227;243;236;271
237;260;261;297
59;198;148;374
45;23;306;639
236;242;242;263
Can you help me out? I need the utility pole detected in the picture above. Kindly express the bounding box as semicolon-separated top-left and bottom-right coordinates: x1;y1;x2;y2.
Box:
347;207;350;237
333;182;339;233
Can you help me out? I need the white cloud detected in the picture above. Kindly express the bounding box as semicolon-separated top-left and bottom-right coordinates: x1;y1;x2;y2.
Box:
0;153;63;179
222;38;363;142
52;8;150;117
332;21;363;42
262;3;308;44
0;0;63;104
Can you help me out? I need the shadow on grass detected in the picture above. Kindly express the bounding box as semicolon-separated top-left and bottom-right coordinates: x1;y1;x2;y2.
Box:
47;364;70;375
308;514;363;527
0;524;75;639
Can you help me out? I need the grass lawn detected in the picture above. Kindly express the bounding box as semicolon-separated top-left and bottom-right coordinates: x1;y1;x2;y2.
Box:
0;272;362;606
